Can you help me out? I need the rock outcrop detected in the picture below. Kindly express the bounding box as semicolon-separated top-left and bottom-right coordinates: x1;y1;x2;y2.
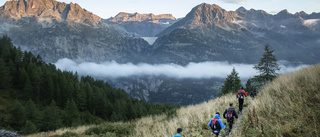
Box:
0;0;101;24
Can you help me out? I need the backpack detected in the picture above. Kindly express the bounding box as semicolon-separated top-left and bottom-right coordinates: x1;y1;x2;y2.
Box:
239;91;244;99
226;108;233;122
210;118;221;130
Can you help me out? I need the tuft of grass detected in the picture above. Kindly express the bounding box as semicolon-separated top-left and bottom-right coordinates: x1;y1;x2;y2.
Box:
234;64;320;137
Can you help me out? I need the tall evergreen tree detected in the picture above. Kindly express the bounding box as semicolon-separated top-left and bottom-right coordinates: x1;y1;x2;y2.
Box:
41;100;62;131
64;99;80;127
21;120;38;135
0;58;12;89
8;100;26;130
220;68;242;96
253;44;280;84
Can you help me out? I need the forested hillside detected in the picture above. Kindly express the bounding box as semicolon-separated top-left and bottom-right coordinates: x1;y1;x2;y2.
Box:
0;35;177;135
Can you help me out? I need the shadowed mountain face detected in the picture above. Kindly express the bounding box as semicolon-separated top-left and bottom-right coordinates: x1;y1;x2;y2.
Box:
0;0;150;63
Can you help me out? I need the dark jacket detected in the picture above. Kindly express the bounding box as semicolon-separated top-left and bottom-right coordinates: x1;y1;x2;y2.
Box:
208;114;226;133
250;90;257;98
223;107;238;122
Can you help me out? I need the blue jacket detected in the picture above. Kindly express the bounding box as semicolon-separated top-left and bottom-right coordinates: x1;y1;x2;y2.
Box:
208;114;226;133
173;134;182;137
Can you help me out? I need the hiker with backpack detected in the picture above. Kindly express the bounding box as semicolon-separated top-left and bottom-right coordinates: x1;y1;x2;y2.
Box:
236;87;247;114
208;112;226;136
223;103;238;135
250;88;257;98
173;128;183;137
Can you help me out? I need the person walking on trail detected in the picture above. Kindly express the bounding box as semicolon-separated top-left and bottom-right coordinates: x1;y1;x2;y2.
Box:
236;87;247;114
223;103;238;135
208;112;226;137
250;88;257;98
173;128;183;137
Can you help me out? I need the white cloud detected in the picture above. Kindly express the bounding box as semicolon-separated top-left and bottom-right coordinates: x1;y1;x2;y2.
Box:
280;25;286;28
221;0;246;5
55;58;307;80
269;10;281;14
303;19;320;26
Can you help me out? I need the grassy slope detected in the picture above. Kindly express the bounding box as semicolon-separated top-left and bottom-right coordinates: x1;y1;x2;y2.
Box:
234;64;320;137
27;64;319;137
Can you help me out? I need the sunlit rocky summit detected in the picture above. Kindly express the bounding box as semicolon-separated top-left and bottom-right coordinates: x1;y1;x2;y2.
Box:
0;0;101;24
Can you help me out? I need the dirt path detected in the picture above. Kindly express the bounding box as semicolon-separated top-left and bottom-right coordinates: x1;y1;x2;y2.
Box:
227;101;250;137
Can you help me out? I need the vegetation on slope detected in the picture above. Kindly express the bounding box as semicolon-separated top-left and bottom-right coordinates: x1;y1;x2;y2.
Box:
0;35;177;135
234;64;320;136
35;64;320;137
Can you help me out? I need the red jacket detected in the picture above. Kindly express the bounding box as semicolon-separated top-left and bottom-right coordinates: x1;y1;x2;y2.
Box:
236;89;247;98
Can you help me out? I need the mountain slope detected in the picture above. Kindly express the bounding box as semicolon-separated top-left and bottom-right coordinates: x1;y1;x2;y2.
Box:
234;64;320;136
153;3;320;65
0;0;151;63
28;64;320;136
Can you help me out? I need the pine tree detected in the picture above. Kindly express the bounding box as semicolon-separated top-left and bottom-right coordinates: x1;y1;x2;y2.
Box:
41;100;62;131
8;100;26;130
25;98;38;123
0;58;12;89
21;120;38;135
253;44;280;84
64;99;80;127
220;68;242;96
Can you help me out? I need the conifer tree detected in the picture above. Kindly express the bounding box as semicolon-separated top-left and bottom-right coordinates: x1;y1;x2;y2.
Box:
253;44;280;84
9;100;26;130
25;98;38;122
0;58;11;89
21;120;38;135
220;68;242;96
41;100;62;131
64;99;80;127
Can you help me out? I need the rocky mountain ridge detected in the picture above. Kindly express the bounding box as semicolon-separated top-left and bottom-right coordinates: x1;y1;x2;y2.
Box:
0;0;101;24
108;12;175;24
105;12;177;37
153;3;320;65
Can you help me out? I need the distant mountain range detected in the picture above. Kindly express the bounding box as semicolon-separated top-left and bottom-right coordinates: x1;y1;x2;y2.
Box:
104;12;177;37
0;1;319;105
152;3;320;65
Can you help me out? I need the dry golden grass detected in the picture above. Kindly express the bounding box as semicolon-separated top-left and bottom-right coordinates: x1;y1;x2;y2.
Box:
131;93;247;137
26;125;95;137
234;64;320;137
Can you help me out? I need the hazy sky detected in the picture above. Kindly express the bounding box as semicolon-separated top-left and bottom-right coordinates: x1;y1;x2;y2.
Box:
1;0;320;18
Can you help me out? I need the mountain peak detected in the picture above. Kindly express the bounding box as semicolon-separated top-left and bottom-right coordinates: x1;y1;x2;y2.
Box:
236;6;247;12
275;9;295;19
0;0;101;24
185;3;236;25
109;12;175;23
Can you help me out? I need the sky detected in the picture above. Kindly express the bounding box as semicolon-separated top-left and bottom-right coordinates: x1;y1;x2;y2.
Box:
1;0;320;18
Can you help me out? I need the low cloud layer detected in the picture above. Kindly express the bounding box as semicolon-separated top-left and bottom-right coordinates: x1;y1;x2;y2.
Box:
55;58;307;80
303;19;320;26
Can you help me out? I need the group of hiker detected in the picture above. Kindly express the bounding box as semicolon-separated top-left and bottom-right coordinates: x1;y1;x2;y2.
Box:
173;87;257;137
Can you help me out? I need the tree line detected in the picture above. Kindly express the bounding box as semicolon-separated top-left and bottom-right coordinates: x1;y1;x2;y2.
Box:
219;44;280;96
0;35;178;135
